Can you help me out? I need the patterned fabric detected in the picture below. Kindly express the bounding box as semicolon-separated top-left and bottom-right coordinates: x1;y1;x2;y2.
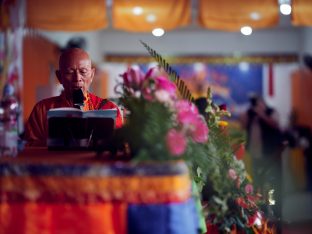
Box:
0;157;198;234
0;162;191;204
24;92;123;146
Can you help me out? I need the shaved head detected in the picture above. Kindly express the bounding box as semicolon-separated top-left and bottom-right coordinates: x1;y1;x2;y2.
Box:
59;48;91;70
56;48;95;98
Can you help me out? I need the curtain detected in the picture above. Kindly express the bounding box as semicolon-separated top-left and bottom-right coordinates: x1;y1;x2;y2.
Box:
112;0;191;32
26;0;107;31
292;0;312;26
198;0;279;31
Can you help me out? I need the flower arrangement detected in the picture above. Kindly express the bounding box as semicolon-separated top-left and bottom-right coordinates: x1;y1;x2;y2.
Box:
110;42;276;234
114;66;209;161
190;88;275;234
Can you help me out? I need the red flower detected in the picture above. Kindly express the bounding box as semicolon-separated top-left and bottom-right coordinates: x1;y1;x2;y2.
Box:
219;104;227;111
206;223;219;234
235;197;249;209
234;143;245;160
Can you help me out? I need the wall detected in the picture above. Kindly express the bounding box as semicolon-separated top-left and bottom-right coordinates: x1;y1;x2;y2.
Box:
302;28;312;54
263;63;298;129
39;26;302;61
22;34;60;122
39;31;101;64
291;68;312;129
98;27;301;56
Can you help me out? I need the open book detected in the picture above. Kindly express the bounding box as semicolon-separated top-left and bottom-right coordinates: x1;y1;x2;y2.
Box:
47;107;117;150
47;107;117;119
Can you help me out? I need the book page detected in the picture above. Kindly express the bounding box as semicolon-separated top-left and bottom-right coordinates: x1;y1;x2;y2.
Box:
48;108;83;118
48;108;117;120
84;109;117;120
48;108;116;149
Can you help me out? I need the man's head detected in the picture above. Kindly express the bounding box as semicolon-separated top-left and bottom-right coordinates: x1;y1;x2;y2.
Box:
56;48;95;97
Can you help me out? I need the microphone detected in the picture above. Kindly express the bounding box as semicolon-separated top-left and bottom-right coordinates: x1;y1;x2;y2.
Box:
72;88;84;110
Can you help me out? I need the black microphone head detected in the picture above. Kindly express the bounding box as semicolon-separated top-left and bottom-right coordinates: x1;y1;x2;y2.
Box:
73;88;84;108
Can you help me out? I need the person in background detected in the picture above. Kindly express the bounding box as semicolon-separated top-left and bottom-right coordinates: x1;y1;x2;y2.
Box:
243;95;283;232
24;48;123;146
244;95;282;182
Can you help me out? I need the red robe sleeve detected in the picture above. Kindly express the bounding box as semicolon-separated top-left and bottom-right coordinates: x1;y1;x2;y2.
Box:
88;93;123;128
24;102;49;146
98;100;123;128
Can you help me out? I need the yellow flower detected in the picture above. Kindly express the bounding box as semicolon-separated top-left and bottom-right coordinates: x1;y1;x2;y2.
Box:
218;121;228;127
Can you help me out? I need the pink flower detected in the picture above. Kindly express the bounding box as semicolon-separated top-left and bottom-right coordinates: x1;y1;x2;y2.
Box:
120;67;145;90
245;184;254;194
175;100;198;115
177;110;198;126
190;118;209;143
228;169;237;180
155;76;177;97
175;101;199;126
142;87;153;101
145;67;157;79
166;129;187;156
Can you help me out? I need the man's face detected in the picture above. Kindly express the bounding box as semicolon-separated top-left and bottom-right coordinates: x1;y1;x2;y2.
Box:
57;50;95;96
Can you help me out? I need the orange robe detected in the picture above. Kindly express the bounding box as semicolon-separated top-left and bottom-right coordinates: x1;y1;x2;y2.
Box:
24;92;123;146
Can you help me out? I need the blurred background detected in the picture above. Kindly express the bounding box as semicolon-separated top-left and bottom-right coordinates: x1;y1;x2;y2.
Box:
1;0;312;232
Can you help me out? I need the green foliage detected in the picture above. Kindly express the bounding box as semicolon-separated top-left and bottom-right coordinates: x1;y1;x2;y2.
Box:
116;97;174;161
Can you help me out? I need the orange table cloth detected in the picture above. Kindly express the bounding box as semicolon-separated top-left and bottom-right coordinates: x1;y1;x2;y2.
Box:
0;148;198;234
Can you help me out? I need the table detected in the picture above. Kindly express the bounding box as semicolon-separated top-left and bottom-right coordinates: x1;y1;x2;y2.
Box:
0;148;199;234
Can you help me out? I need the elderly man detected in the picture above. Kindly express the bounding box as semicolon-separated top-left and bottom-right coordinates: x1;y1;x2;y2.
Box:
24;48;122;146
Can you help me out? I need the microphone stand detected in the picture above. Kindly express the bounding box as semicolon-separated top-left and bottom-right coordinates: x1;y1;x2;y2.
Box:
72;88;84;110
72;88;89;147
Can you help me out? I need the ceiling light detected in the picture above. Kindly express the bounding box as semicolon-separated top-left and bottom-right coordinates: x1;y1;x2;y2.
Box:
250;12;261;21
146;14;156;23
240;26;252;36
280;4;292;15
152;28;165;37
132;6;143;15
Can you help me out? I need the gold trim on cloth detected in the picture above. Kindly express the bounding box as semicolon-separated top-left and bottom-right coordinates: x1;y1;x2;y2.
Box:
104;54;298;64
1;175;191;204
